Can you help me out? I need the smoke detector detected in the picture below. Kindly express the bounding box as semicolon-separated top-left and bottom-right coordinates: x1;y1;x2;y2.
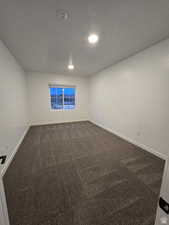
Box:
56;9;69;21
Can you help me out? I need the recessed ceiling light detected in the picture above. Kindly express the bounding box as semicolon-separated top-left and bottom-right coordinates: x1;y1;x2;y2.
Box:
88;33;99;44
68;64;74;70
56;9;69;21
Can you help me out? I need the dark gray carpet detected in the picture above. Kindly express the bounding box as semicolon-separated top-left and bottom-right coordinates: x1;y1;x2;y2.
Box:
3;121;165;225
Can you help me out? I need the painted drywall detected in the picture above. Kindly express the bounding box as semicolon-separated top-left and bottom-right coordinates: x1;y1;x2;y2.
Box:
89;38;169;158
27;72;89;125
0;40;29;175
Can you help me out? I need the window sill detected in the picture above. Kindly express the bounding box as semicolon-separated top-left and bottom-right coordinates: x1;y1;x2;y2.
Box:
50;108;76;112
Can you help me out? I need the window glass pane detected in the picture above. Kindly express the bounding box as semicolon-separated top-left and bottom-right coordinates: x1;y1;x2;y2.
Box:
49;86;75;110
50;87;63;109
63;88;75;109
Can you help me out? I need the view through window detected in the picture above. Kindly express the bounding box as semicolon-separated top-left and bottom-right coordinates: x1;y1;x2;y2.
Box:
49;85;75;110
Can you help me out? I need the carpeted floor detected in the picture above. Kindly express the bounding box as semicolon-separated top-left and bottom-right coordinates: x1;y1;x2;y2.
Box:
3;121;165;225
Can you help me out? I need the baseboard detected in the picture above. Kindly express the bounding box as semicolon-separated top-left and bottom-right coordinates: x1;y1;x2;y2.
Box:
31;119;90;127
1;126;30;177
0;178;10;225
90;120;168;161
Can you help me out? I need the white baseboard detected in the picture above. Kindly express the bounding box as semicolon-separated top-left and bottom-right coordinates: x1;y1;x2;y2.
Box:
0;125;29;225
90;120;168;161
1;126;30;177
0;178;10;225
31;119;90;126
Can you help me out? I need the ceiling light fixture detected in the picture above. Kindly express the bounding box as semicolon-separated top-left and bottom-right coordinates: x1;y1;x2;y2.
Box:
68;64;74;70
56;9;69;21
88;33;99;44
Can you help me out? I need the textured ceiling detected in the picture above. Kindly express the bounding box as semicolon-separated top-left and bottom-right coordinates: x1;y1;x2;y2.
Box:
0;0;169;76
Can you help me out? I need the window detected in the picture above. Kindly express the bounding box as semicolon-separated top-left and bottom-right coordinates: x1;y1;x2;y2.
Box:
49;85;76;110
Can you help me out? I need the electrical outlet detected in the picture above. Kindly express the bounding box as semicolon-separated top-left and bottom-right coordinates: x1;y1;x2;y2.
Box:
0;155;7;164
159;197;169;214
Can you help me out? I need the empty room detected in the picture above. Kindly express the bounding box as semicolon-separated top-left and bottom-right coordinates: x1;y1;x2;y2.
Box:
0;1;169;225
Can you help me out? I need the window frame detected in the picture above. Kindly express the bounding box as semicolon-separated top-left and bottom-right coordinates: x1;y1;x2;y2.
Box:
49;84;76;111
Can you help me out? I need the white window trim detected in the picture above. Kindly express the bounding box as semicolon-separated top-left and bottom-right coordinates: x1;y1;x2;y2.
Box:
49;84;76;111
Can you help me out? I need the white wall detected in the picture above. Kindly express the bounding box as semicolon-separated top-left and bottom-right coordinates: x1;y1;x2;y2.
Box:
27;72;89;125
89;39;169;159
0;40;29;175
